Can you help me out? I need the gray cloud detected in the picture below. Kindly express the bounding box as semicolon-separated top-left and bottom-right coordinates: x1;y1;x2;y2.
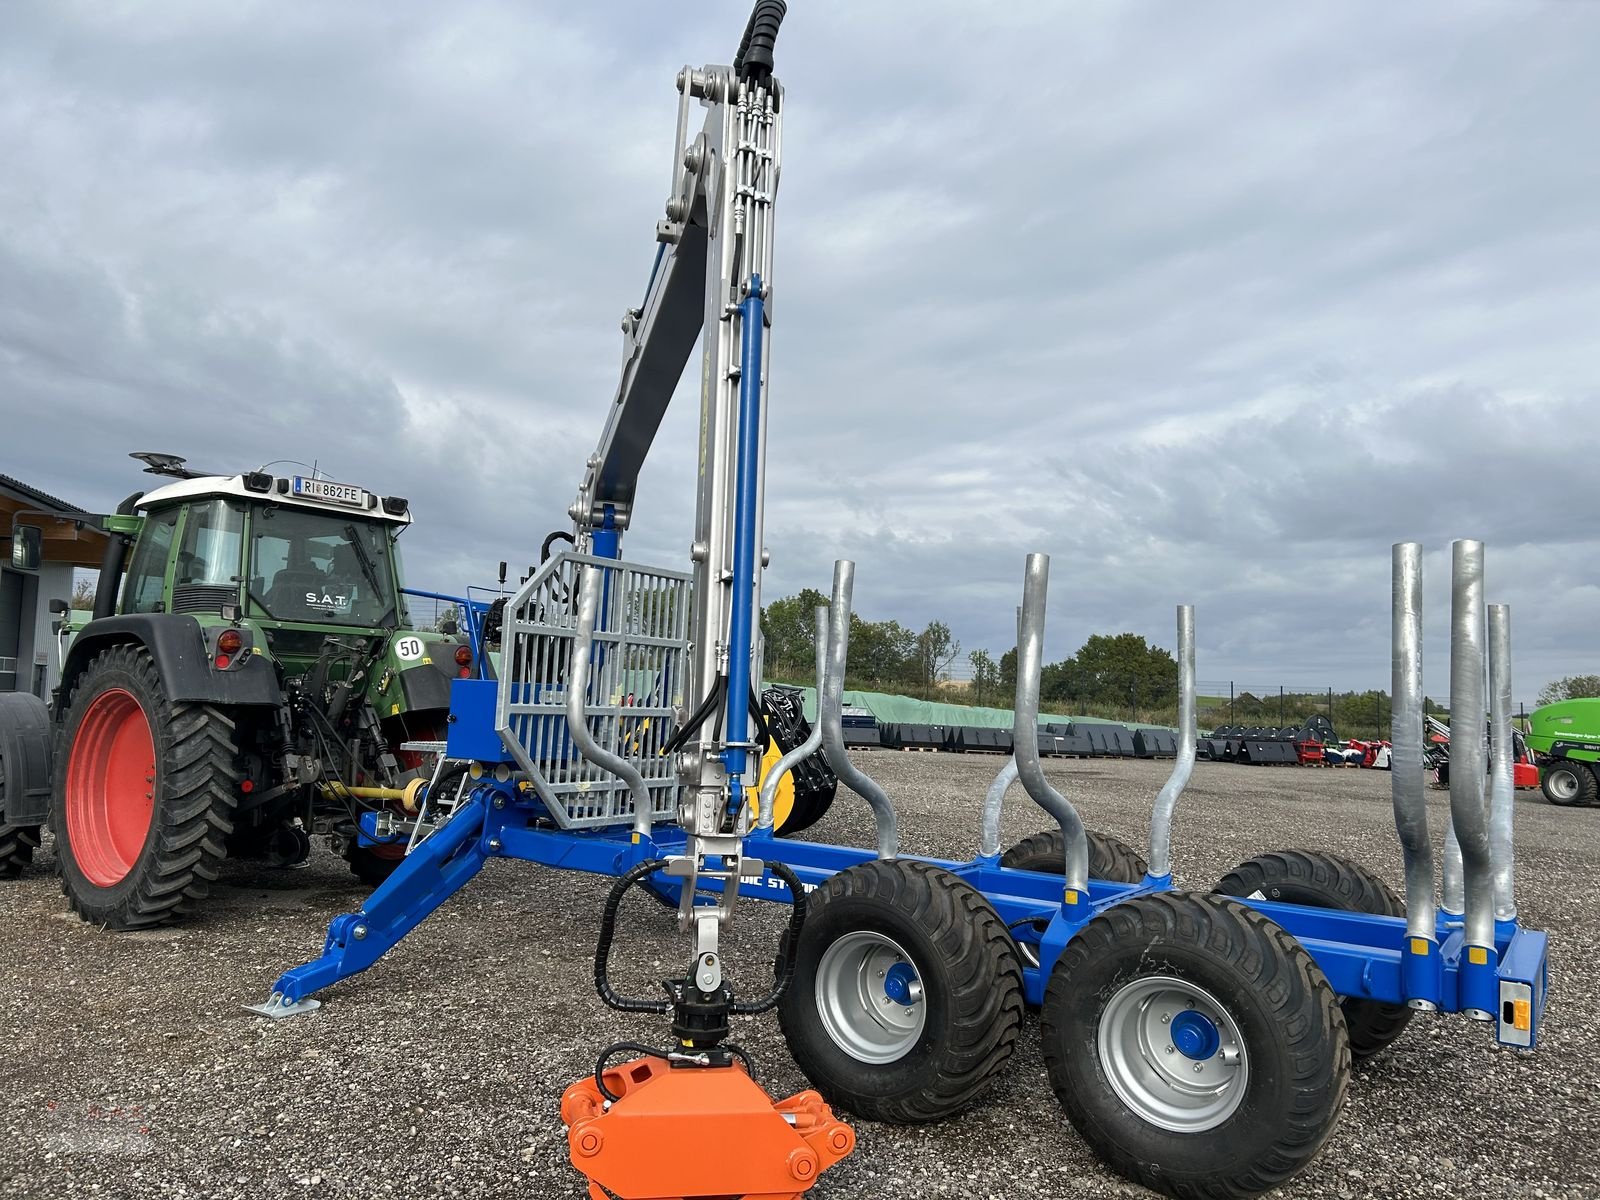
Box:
2;0;1596;706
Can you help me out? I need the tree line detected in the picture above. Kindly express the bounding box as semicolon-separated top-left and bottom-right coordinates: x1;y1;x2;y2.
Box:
761;589;1180;715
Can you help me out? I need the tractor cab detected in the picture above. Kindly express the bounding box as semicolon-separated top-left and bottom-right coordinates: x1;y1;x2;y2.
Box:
118;470;410;628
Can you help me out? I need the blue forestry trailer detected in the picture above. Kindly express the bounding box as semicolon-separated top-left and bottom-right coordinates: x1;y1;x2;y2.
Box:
250;7;1551;1198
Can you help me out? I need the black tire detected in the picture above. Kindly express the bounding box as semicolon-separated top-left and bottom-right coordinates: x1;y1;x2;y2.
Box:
1000;827;1148;883
1041;892;1350;1200
1541;759;1597;807
1214;849;1412;1062
0;824;41;879
775;777;837;836
347;846;402;886
777;858;1024;1124
51;645;238;929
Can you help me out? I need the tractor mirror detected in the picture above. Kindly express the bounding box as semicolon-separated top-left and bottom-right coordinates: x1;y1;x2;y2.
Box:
9;522;42;571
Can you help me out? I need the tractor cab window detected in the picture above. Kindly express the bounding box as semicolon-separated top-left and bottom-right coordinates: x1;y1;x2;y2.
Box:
175;500;246;589
121;506;182;614
248;507;398;627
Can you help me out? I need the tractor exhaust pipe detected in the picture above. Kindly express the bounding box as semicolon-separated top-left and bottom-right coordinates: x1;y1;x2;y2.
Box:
758;604;829;831
818;560;898;859
1011;554;1088;897
1146;605;1195;882
1488;603;1517;926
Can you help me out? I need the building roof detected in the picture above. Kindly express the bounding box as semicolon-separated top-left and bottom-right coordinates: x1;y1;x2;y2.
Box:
0;473;88;515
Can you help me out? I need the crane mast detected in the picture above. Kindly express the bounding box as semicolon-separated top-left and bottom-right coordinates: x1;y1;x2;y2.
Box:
567;8;784;969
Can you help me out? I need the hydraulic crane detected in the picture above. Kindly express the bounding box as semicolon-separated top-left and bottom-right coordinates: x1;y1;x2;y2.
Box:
252;3;854;1196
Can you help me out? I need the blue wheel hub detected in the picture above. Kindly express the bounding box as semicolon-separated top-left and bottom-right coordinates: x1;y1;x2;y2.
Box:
1170;1009;1221;1060
883;962;919;1005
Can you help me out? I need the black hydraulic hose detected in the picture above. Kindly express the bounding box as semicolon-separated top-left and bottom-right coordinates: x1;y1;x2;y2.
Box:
734;0;786;79
593;1041;670;1103
661;676;726;757
594;859;674;1015
540;529;575;564
731;861;806;1015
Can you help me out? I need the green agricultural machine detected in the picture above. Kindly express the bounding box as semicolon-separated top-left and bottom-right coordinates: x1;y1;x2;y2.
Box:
0;453;472;926
1527;697;1600;806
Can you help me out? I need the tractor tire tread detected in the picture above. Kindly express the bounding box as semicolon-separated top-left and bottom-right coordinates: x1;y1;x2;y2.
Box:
0;824;41;880
52;644;239;930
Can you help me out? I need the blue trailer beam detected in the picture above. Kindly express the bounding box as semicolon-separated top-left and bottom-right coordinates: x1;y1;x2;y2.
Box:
271;777;1549;1046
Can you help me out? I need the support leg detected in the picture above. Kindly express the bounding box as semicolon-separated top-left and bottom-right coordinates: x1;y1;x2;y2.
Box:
247;791;494;1016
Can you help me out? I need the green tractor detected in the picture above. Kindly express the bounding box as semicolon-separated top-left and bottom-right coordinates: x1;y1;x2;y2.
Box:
0;453;473;928
1527;697;1600;807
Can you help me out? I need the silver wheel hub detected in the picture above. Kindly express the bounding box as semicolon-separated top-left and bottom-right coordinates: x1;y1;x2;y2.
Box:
1549;769;1579;800
815;931;926;1064
1097;975;1249;1132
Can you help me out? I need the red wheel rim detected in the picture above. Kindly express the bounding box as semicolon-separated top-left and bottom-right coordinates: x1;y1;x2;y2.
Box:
65;688;156;887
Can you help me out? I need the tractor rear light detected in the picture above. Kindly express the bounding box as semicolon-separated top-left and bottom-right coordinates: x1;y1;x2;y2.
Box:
214;654;232;669
217;630;244;655
240;779;255;794
457;666;471;678
381;495;409;516
454;645;472;667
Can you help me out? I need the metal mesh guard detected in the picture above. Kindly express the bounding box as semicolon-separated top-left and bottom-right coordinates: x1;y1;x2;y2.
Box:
495;552;691;829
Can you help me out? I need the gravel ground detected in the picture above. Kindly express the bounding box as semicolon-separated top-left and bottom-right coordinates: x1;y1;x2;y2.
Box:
2;753;1597;1200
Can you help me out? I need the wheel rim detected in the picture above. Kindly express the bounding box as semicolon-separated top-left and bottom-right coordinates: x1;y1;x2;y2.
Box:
815;931;927;1063
1097;975;1249;1133
65;688;156;887
1547;768;1579;801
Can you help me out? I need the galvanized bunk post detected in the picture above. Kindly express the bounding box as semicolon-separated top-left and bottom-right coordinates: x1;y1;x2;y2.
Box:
1145;604;1195;884
1011;554;1089;899
1391;542;1440;1009
1488;603;1518;933
819;560;898;859
1448;539;1496;1020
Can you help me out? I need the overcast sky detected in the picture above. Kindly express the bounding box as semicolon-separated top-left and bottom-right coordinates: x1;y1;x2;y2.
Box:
2;1;1596;705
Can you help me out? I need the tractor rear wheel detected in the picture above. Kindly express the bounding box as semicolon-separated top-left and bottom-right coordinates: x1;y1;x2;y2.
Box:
1000;827;1148;883
0;823;41;879
1214;850;1412;1062
777;859;1024;1124
1541;759;1597;807
51;645;238;929
1041;892;1349;1200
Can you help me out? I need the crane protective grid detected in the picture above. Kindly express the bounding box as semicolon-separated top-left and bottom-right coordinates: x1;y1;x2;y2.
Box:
495;552;691;828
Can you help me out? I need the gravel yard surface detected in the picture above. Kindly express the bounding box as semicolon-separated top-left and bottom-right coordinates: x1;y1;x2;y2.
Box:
2;753;1596;1200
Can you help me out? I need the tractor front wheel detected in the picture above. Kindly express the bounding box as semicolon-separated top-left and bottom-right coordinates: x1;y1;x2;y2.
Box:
1542;759;1597;807
1041;892;1349;1200
51;645;239;929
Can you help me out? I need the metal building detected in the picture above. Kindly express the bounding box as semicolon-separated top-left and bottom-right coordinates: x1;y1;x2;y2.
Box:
0;475;106;698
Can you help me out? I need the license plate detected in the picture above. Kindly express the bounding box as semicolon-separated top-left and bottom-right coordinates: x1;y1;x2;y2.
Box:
292;477;367;507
